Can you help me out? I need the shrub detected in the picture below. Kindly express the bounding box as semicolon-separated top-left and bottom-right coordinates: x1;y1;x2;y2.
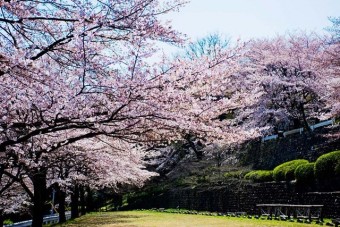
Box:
273;159;309;181
314;150;340;180
4;219;13;225
295;162;315;185
223;170;250;179
244;170;273;183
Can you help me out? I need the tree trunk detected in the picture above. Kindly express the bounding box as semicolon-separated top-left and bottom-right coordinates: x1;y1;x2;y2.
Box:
185;136;203;160
300;103;311;132
0;214;4;227
113;194;123;211
58;190;66;223
71;184;79;219
31;170;47;227
86;187;94;212
79;186;86;215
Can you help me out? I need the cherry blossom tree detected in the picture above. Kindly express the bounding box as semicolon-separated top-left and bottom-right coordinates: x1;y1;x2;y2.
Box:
0;1;260;226
324;42;340;116
0;183;30;227
44;138;156;222
0;167;31;227
324;18;340;116
0;0;186;225
243;34;334;134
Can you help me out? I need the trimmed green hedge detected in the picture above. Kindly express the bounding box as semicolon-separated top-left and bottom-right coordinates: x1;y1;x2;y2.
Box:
295;162;315;185
314;150;340;180
244;170;273;183
273;159;309;181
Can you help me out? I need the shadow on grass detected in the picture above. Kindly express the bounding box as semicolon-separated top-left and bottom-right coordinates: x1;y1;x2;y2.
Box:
52;213;145;226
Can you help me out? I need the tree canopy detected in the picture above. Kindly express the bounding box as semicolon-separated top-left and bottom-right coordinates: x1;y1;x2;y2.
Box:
0;1;339;226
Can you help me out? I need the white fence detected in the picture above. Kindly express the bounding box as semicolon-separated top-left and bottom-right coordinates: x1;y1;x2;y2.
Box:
262;118;336;142
4;212;71;227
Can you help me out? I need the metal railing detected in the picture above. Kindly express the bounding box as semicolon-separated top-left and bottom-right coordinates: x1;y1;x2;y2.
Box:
262;134;278;142
4;212;71;227
262;118;336;142
310;119;334;131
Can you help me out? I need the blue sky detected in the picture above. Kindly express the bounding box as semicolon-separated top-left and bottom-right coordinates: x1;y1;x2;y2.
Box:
164;0;340;41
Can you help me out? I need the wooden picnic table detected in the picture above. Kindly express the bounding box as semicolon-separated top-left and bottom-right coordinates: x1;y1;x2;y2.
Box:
256;204;323;221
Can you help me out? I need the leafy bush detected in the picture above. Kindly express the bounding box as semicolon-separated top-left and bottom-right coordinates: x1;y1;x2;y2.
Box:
314;150;340;180
244;170;273;183
295;162;315;185
273;159;309;181
223;170;250;179
4;219;13;225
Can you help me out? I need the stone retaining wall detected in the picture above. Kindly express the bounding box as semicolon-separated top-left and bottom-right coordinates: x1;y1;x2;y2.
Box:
127;182;340;217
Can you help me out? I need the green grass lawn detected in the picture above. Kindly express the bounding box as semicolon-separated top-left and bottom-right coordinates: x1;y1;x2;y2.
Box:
53;210;328;227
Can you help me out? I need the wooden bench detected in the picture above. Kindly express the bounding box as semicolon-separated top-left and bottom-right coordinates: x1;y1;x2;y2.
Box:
256;204;323;222
332;218;340;227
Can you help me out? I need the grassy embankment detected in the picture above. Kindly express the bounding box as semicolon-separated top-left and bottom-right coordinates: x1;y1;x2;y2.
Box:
52;210;328;227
